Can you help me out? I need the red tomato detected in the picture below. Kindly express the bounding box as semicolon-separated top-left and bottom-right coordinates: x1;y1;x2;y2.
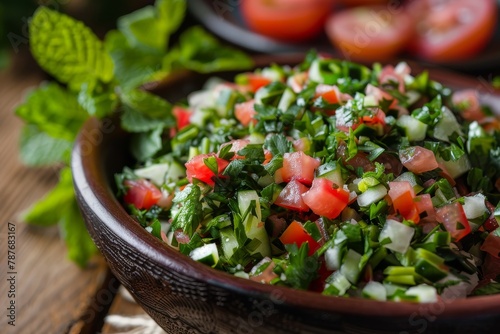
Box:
274;179;310;212
234;99;257;127
480;231;500;258
302;178;350;219
247;74;272;93
436;202;471;241
388;181;420;223
325;5;414;61
414;194;436;221
123;179;162;210
172;106;192;130
282;151;321;186
399;146;439;174
452;90;485;121
219;139;250;160
407;0;497;61
279;220;321;256
241;0;333;42
185;153;229;186
338;0;389;6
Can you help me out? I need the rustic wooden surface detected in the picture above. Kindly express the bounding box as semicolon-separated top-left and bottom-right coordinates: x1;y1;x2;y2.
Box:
0;65;149;334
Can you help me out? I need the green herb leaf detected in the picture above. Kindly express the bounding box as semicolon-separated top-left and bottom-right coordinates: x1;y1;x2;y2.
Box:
130;126;164;162
174;26;253;73
77;82;118;118
60;199;98;267
19;125;72;166
29;7;113;90
15;82;88;141
171;184;203;236
22;167;75;226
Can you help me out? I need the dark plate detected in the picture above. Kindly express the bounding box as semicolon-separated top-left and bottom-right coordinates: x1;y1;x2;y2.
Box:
188;0;500;73
72;54;500;334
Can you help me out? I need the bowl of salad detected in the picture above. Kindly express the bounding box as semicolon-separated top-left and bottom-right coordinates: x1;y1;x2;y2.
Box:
72;53;500;333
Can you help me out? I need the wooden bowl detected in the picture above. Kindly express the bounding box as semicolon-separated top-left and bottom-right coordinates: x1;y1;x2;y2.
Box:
72;55;500;333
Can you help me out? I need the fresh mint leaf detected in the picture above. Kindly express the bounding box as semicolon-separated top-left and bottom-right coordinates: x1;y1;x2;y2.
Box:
105;30;164;90
15;83;88;141
171;184;203;236
60;199;98;268
77;82;118;118
19;125;72;166
118;6;168;52
156;0;187;35
121;104;171;133
130;126;164;162
22;167;74;226
29;7;113;90
121;89;173;119
175;26;253;73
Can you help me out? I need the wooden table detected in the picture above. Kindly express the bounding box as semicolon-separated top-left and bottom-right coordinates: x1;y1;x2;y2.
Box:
0;66;150;334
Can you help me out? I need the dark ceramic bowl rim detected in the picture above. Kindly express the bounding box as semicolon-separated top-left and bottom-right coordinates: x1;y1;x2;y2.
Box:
72;54;500;321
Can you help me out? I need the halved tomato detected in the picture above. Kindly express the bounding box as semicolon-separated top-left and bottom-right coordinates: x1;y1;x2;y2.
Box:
280;220;321;256
274;179;310;212
407;0;497;61
240;0;333;42
325;5;413;61
281;151;321;186
123;179;162;210
185;153;229;186
302;178;349;219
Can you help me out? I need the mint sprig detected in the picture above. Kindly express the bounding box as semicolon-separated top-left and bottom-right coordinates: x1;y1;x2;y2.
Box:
16;0;253;267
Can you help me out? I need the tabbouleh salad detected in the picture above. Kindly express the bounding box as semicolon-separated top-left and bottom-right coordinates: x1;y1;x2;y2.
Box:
116;52;500;303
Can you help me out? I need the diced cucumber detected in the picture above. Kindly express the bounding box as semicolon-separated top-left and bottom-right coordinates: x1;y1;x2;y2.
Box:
325;245;342;271
357;184;387;207
362;281;387;301
363;95;378;108
189;243;219;267
397;115;428;141
379;219;415;254
433;106;463;142
237;190;271;257
395;172;423;194
405;284;438;303
325;271;351;295
234;271;249;279
134;163;170;186
220;227;238;259
317;162;344;187
277;87;296;112
247;132;265;145
463;194;487;219
308;59;323;83
340;249;363;284
216;88;238;117
437;154;471;179
261;66;285;82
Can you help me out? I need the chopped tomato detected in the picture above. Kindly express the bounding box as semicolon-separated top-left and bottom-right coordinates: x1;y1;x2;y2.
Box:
484;201;500;232
309;259;333;292
302;178;350;219
325;6;414;61
274;180;310;212
241;0;333;42
337;142;375;172
452;89;484;121
407;0;497;61
263;149;273;165
219;139;250;160
436;202;471;241
172;106;192;130
315;84;352;105
280;220;321;256
388;181;420;223
480;231;500;258
399;146;439;174
234;99;257;126
185;153;229;186
365;84;398;110
123;179;162;210
281;151;321;186
378;63;410;93
414;194;436;221
247;74;272;93
288;72;308;93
